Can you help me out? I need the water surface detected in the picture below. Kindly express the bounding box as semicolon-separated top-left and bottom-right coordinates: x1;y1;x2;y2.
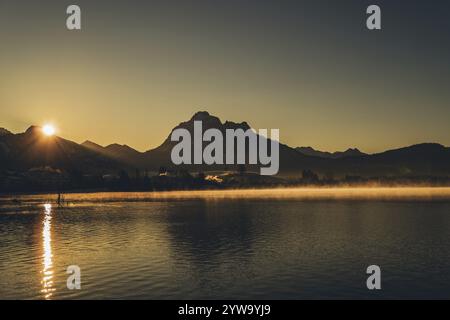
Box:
1;187;450;299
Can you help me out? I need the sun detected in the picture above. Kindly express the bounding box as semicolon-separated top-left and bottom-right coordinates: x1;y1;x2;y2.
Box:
42;124;56;136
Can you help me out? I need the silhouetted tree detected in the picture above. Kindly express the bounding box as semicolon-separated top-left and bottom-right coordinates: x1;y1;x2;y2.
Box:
302;169;319;183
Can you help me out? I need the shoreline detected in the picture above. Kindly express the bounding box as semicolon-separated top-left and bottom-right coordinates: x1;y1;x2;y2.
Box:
2;186;450;202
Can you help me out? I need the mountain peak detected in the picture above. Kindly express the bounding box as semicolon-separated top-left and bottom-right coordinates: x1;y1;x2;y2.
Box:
82;140;103;148
0;128;12;136
175;111;222;129
381;143;446;155
106;143;135;151
411;143;444;149
191;111;212;121
25;125;42;135
296;146;366;159
223;120;251;131
336;148;366;157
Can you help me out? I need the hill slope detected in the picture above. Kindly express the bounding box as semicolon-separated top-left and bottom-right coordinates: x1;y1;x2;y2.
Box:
1;114;449;179
0;126;125;174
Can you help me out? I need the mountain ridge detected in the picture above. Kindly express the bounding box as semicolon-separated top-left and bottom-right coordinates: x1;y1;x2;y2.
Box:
1;113;449;178
296;146;367;159
0;128;12;136
0;126;125;173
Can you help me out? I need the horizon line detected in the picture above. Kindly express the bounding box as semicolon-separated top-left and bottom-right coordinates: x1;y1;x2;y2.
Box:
1;123;448;156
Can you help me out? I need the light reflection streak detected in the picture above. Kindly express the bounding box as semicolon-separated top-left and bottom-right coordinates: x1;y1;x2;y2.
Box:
41;203;55;299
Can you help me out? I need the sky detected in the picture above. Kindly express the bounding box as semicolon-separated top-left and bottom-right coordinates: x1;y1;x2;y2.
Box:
0;0;449;153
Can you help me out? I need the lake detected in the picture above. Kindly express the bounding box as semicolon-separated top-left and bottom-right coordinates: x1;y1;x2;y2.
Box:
1;187;450;299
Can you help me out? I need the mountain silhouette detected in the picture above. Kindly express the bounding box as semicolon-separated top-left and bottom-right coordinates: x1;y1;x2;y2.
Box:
142;111;255;171
82;140;144;168
341;143;450;177
0;126;124;174
0;128;12;137
296;146;366;159
1;113;449;179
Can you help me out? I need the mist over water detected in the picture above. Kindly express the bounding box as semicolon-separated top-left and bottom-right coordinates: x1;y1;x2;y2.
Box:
1;188;450;299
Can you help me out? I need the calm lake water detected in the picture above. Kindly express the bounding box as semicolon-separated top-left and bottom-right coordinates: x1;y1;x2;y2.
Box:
1;188;450;299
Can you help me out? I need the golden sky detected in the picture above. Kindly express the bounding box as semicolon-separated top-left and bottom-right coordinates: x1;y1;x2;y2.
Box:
1;1;449;153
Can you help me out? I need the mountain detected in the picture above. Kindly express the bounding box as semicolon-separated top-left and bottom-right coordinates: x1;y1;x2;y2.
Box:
296;146;367;159
140;112;450;177
0;128;12;137
0;126;125;174
1;113;449;179
82;141;143;168
140;111;319;174
340;143;450;177
142;111;257;171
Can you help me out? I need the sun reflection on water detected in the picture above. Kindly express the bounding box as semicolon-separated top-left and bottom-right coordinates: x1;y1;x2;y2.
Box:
41;203;55;299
